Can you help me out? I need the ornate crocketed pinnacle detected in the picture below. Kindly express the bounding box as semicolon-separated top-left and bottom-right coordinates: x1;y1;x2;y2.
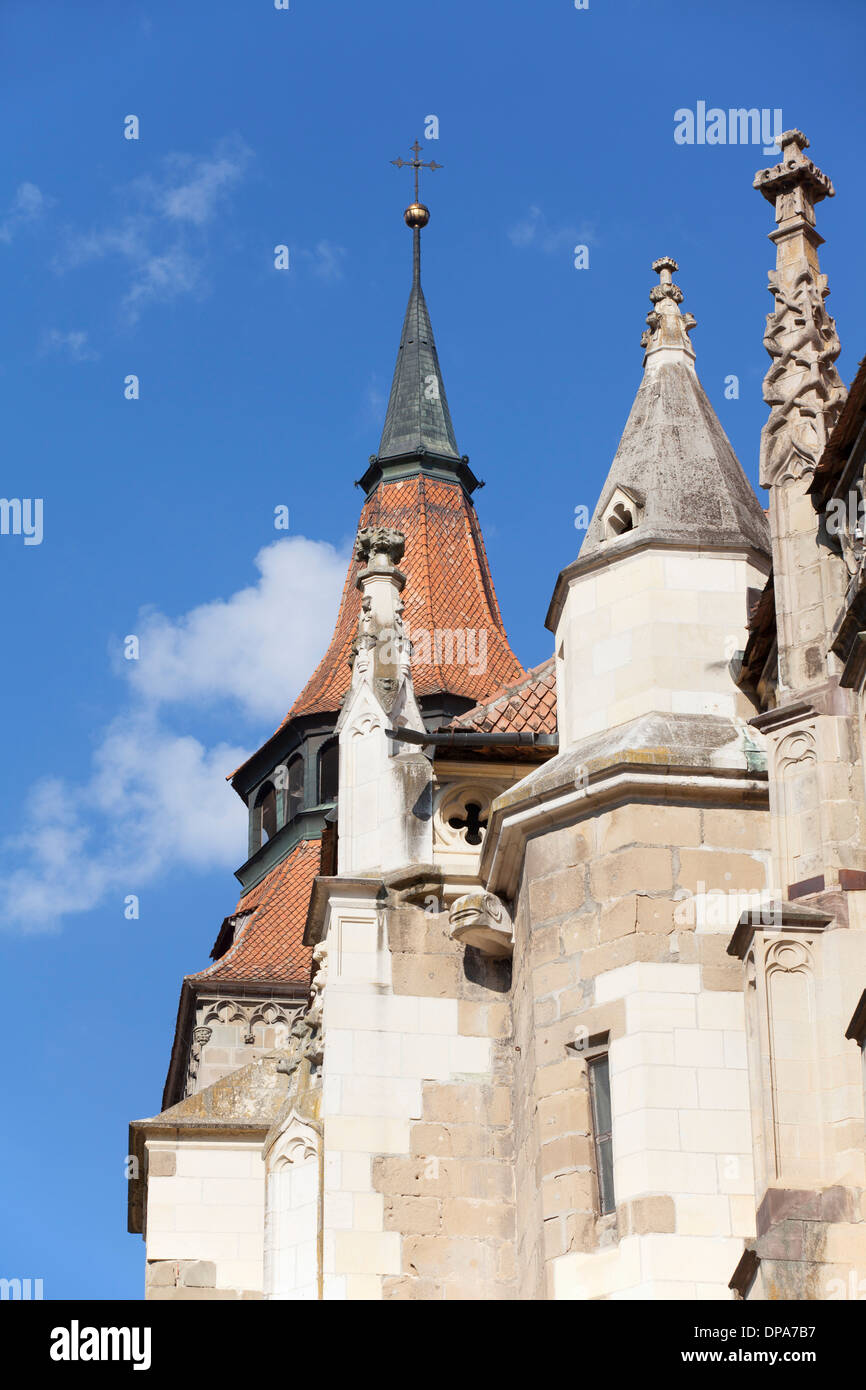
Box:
350;527;411;704
754;129;846;487
355;526;405;567
640;256;696;361
753;129;835;211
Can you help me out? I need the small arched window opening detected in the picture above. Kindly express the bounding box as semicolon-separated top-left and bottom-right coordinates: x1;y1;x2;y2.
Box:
318;740;339;805
254;781;277;846
607;502;634;537
287;756;304;822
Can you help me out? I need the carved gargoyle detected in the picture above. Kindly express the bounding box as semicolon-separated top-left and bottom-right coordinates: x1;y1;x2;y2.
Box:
449;891;514;958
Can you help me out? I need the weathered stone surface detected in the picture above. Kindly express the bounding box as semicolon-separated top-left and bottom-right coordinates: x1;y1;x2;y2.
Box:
529;867;586;923
148;1151;176;1178
180;1260;217;1289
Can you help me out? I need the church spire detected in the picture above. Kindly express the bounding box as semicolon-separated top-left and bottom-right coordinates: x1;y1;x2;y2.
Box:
376;216;461;463
562;256;770;572
360;143;477;496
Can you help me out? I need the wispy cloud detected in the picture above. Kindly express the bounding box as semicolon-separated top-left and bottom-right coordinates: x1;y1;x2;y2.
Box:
55;137;253;321
0;536;350;933
0;182;53;244
507;204;595;255
134;144;251;226
297;239;347;282
41;328;98;362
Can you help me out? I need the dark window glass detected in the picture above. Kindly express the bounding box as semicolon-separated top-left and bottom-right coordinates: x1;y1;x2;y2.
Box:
588;1054;615;1215
254;781;277;845
318;741;339;804
287;757;304;821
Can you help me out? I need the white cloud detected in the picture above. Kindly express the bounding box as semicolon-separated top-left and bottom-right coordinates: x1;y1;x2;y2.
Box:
41;328;98;362
507;205;595;255
150;145;250;226
55;138;252;320
0;182;53;243
60;216;145;270
124;244;203;316
0;536;350;933
127;537;350;721
2;727;248;931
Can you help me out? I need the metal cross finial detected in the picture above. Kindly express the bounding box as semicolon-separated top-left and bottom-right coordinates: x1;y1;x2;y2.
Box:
391;138;443;203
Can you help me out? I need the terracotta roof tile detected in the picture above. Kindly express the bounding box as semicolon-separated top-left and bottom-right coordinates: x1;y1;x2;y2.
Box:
282;475;525;722
448;658;557;735
190;840;319;986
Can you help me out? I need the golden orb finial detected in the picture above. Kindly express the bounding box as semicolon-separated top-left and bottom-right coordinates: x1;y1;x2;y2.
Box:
391;140;441;228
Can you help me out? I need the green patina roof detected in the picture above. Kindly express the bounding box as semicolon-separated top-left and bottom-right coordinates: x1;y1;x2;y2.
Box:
377;226;461;464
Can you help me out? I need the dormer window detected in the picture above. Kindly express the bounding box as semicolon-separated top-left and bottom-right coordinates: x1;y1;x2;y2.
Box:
608;502;634;536
601;485;644;541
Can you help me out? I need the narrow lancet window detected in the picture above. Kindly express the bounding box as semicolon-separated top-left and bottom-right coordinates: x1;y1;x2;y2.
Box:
588;1053;615;1215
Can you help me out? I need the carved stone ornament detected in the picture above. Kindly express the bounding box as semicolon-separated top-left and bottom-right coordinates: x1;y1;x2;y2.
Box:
306;940;329;1028
640;257;696;357
355;526;405;567
754;130;847;487
276;1006;323;1081
435;781;506;852
449;891;514;958
267;1109;319;1170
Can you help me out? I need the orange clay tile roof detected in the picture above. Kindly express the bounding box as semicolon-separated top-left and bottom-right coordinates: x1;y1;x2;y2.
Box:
448;657;557;735
282;474;525;723
189;839;319;986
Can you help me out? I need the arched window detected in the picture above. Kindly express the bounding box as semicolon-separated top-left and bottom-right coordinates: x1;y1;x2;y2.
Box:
254;781;277;846
607;501;634;537
287;756;304;822
318;740;339;804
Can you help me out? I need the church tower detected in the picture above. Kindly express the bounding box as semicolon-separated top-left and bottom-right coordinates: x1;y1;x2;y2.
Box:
127;157;533;1300
128;133;866;1303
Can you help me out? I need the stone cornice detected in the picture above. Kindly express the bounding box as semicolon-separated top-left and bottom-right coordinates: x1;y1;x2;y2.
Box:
303;873;388;946
546;539;770;634
481;761;768;902
748;679;853;733
727;900;834;961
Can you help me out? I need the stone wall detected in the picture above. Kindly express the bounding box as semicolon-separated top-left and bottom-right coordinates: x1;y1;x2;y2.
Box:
512;799;771;1298
319;887;517;1300
555;548;769;746
144;1138;266;1299
378;905;515;1300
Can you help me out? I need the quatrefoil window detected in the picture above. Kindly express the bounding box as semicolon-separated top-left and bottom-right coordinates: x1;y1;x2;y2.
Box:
448;801;488;846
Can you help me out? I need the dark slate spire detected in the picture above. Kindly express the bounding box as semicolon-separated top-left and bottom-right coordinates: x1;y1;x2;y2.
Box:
359;178;479;497
377;224;461;463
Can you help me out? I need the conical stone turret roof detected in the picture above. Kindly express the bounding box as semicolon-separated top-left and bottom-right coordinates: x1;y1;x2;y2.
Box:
580;257;769;566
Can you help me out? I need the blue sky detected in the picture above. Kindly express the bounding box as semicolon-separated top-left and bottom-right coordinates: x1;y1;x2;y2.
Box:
0;0;863;1299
